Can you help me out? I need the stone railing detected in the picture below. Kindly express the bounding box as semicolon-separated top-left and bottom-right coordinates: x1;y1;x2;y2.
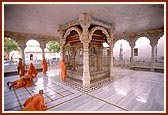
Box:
114;57;164;69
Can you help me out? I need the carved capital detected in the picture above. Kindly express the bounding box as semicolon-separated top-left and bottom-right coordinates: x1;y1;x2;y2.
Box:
79;14;91;44
150;39;158;47
80;34;91;44
40;40;46;49
17;38;26;49
79;13;91;27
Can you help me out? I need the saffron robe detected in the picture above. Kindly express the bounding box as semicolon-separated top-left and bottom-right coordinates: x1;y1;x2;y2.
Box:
11;75;33;89
17;61;25;78
12;77;26;89
22;94;47;111
42;59;48;74
60;59;66;81
24;74;34;87
27;64;38;78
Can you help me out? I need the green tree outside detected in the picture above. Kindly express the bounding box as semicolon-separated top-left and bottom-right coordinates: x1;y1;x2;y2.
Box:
4;37;19;60
47;41;60;53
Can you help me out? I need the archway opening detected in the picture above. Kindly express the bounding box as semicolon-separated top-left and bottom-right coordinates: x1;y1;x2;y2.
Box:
113;39;131;67
157;35;164;62
45;40;61;68
25;39;41;63
134;37;151;66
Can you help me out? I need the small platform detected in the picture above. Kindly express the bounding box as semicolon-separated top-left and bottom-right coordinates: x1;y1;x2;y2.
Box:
66;70;109;82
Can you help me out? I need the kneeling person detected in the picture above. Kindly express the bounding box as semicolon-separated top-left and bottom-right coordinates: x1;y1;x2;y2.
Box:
21;90;47;111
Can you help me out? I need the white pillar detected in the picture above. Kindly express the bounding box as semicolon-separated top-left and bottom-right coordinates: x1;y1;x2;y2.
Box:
79;13;91;87
21;48;25;63
130;44;135;67
40;41;46;59
107;28;115;78
149;35;158;72
60;39;66;59
150;44;157;72
109;43;114;77
19;42;26;63
82;43;91;87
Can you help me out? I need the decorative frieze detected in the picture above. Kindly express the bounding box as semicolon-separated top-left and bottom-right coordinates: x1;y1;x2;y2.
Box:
4;31;59;43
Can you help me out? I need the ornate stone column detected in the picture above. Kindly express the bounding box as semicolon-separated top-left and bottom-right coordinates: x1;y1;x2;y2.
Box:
127;36;136;67
150;40;157;72
18;39;26;63
79;13;91;87
130;43;135;67
149;33;160;72
107;29;114;78
40;39;46;59
82;43;90;86
109;41;114;77
59;29;66;59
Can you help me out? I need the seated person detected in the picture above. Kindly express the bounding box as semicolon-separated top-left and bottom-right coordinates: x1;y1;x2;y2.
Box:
7;74;34;90
27;63;38;78
21;90;47;111
23;74;34;87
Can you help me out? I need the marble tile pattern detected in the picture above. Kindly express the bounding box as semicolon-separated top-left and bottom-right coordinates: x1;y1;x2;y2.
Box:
3;68;165;112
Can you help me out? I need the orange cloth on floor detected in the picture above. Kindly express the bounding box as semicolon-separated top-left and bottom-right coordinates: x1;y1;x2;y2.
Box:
22;94;47;111
24;74;34;87
27;63;38;78
42;59;48;74
12;77;26;89
60;59;66;81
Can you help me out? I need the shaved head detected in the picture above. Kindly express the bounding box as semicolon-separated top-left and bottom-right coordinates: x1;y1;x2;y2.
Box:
39;90;43;94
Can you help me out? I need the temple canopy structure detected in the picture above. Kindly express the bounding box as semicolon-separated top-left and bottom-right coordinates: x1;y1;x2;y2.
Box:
58;13;115;86
4;3;164;87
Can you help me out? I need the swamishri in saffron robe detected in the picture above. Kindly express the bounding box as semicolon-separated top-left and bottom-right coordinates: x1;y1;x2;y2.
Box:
17;58;25;78
42;58;48;74
7;74;34;90
27;63;38;78
21;90;47;111
60;58;66;81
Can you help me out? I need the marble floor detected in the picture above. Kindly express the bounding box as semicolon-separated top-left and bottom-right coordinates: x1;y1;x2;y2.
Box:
2;67;165;112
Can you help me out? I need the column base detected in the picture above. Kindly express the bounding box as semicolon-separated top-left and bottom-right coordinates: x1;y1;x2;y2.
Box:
110;73;114;78
82;72;91;87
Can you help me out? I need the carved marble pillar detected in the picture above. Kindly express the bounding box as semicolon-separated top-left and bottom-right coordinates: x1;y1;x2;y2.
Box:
127;36;136;67
149;34;159;72
82;43;90;86
58;29;66;59
107;29;114;78
130;43;135;67
40;40;46;59
150;42;157;72
18;39;26;63
60;38;66;59
20;44;26;63
109;42;114;77
79;13;91;87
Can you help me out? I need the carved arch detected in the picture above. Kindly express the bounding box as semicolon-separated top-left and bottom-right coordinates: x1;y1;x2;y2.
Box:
64;26;81;38
113;38;130;46
89;26;110;42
